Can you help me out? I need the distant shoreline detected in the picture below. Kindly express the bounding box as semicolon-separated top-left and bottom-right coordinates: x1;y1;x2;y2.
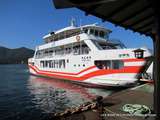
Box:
0;46;34;65
0;63;28;65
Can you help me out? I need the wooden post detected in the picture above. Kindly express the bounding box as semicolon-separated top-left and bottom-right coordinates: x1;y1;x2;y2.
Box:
150;0;160;119
152;14;160;120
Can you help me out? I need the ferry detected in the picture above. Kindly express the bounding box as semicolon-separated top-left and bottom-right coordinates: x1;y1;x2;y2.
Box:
28;20;152;87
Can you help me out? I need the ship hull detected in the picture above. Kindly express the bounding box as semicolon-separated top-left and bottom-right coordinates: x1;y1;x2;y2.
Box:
28;63;140;88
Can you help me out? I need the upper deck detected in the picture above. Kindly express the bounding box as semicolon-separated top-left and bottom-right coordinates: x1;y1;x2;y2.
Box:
43;24;111;43
34;23;126;59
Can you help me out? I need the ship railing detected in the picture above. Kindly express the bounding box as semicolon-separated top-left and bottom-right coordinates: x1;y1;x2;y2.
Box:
35;47;90;58
47;30;82;43
35;53;54;59
108;39;126;48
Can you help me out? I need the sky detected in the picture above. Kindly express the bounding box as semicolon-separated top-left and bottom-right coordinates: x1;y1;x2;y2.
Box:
0;0;153;50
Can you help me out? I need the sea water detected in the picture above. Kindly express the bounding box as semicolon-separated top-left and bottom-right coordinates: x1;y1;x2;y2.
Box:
0;64;114;120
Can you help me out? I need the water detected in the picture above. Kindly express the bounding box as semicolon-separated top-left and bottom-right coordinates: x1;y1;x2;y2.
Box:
0;64;115;120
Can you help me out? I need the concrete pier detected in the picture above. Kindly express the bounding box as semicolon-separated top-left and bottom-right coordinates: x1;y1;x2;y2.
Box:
53;83;154;120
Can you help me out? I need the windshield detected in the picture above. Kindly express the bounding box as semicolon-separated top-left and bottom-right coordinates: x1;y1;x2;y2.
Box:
83;28;109;40
92;40;126;50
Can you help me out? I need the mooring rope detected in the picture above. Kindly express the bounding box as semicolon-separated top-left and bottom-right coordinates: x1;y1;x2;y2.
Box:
122;104;151;115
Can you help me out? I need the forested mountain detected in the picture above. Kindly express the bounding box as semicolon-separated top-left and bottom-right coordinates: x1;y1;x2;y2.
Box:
0;46;34;64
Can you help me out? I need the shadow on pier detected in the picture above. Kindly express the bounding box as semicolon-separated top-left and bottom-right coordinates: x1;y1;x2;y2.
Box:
53;83;154;120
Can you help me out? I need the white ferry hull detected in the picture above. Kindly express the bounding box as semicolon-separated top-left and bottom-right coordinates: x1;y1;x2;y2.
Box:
28;59;146;87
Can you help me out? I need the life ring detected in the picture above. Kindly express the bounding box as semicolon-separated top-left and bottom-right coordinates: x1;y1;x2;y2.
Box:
76;35;80;42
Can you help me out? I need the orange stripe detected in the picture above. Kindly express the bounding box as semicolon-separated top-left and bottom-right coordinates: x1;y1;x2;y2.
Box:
123;58;145;62
29;65;80;80
29;65;142;81
28;64;96;75
28;58;145;75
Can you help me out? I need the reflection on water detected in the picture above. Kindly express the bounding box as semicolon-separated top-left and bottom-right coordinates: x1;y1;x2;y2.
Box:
0;65;121;120
0;64;153;120
27;75;114;113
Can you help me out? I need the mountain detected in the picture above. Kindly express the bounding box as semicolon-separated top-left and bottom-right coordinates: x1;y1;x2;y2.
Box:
0;46;34;64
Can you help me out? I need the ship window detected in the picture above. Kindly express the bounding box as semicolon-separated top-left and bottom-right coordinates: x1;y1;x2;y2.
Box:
59;59;65;68
84;29;88;34
41;59;66;68
66;59;69;63
73;46;80;55
42;61;45;67
51;61;53;68
52;60;55;68
135;52;143;58
66;47;72;54
92;40;125;50
40;61;43;67
35;50;42;58
99;31;105;38
65;48;68;54
53;60;55;68
92;40;103;50
49;50;53;53
90;29;94;35
44;61;47;67
48;61;50;67
94;60;111;69
72;42;90;55
95;30;98;36
81;43;90;54
94;60;124;69
105;34;109;39
135;51;144;59
47;61;50;67
45;51;48;54
68;48;71;53
43;61;45;67
49;60;52;68
112;60;124;69
55;60;59;68
63;60;65;68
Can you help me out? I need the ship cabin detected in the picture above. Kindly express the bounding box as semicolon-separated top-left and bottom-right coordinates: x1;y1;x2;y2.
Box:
34;24;125;60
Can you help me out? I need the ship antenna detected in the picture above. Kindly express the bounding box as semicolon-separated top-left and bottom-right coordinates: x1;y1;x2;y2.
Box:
80;18;82;27
70;17;76;27
80;18;83;31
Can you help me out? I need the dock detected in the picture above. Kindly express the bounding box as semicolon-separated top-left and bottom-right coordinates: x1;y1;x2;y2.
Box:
53;83;154;120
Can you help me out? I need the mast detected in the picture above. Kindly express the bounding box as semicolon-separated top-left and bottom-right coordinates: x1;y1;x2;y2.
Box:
70;17;76;27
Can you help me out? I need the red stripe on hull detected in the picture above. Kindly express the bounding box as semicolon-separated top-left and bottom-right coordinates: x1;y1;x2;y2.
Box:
28;64;142;81
123;58;145;62
28;58;144;76
29;64;96;75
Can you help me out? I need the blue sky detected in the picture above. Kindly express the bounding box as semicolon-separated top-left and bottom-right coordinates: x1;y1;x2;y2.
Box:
0;0;153;49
